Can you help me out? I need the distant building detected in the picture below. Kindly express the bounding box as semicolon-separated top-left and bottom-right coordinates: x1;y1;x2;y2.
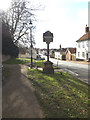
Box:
49;49;55;58
26;47;37;59
55;48;66;60
76;25;90;61
65;48;76;61
19;47;27;58
19;47;37;59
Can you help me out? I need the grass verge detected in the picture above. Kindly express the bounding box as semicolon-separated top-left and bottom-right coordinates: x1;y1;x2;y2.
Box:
3;58;45;66
28;69;88;118
34;60;56;69
34;60;45;68
3;58;57;69
3;58;32;64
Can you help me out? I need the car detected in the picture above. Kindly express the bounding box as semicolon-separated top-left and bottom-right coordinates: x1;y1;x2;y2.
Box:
40;57;45;60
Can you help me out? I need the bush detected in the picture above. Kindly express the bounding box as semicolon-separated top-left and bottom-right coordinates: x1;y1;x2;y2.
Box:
2;21;19;57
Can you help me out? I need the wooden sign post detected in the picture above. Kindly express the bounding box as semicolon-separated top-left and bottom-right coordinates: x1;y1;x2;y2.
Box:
43;31;54;74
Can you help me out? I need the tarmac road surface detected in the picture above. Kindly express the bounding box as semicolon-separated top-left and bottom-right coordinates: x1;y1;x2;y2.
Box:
44;56;89;85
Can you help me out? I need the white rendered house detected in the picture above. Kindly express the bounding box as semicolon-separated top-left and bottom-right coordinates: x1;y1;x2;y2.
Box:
55;48;66;60
76;25;90;61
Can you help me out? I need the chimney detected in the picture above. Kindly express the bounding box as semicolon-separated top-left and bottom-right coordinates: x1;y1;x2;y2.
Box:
60;44;61;49
85;24;89;33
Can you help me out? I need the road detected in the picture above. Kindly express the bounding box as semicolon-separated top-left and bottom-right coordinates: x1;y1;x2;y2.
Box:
43;55;89;85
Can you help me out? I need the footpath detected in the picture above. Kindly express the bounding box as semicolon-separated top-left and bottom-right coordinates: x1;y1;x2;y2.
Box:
2;64;44;118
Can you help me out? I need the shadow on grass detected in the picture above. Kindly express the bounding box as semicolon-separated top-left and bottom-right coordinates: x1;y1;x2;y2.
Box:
28;69;88;118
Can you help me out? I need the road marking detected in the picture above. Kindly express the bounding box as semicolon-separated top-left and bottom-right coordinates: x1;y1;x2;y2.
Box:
64;69;79;76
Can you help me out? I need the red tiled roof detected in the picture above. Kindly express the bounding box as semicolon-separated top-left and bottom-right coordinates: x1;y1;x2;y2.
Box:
67;48;76;54
55;48;67;52
76;31;90;42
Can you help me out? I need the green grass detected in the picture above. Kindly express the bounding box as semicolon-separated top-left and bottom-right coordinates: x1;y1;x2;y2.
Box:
3;58;56;69
3;58;45;66
34;60;45;67
34;60;56;68
28;69;88;118
3;58;32;64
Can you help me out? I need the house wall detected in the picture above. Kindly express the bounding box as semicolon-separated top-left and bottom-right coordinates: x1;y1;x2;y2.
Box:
55;52;60;59
76;40;90;60
62;55;66;60
55;51;66;60
66;51;71;61
66;52;76;61
55;52;62;59
72;54;76;61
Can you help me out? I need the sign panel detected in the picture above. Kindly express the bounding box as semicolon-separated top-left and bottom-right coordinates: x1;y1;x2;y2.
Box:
43;31;53;43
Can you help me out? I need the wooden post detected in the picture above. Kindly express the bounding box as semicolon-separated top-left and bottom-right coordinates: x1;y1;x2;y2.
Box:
47;43;49;61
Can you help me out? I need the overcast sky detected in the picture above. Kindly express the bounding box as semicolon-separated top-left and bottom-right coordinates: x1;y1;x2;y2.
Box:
33;0;89;49
0;0;89;49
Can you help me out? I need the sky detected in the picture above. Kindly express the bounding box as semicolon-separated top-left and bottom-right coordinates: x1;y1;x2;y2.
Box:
0;0;89;49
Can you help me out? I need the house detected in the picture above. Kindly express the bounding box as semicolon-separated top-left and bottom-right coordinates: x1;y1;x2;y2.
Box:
76;25;90;61
49;49;57;58
50;50;55;58
66;48;76;61
55;48;66;60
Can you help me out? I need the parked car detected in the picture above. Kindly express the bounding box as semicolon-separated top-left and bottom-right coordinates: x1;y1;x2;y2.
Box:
40;57;45;60
36;54;45;60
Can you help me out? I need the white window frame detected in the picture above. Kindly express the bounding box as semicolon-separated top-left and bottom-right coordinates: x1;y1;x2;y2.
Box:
78;52;80;57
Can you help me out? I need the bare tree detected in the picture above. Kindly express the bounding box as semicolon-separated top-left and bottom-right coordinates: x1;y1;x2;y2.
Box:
5;0;37;46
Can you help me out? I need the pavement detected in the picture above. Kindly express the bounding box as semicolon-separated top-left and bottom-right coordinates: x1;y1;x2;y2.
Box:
51;58;90;65
2;64;44;118
64;60;90;65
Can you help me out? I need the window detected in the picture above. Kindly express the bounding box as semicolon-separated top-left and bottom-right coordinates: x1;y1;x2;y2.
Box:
82;52;85;58
78;52;80;57
86;53;88;59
